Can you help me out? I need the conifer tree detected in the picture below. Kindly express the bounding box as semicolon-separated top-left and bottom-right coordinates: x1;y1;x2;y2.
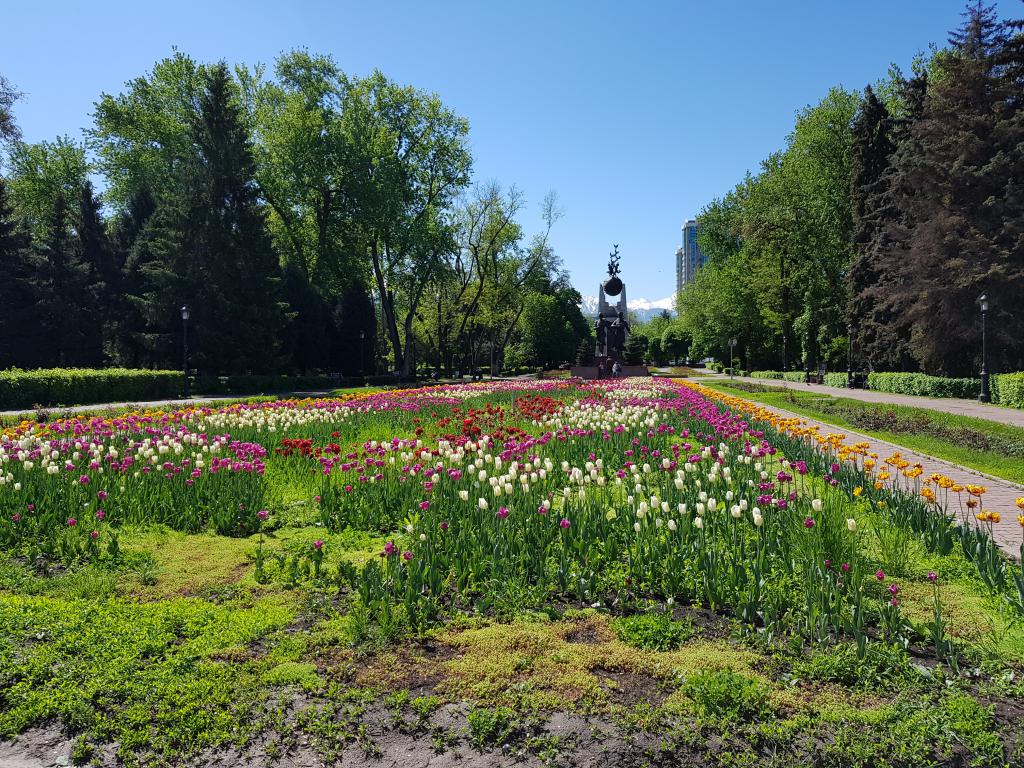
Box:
132;63;286;373
0;179;44;368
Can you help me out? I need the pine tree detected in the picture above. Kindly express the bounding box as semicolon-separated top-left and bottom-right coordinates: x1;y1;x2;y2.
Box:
132;63;286;373
72;181;111;365
0;179;44;368
883;2;1016;375
847;85;915;370
109;188;156;366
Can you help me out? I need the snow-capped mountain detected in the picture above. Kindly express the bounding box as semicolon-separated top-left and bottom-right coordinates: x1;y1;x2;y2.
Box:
580;295;676;321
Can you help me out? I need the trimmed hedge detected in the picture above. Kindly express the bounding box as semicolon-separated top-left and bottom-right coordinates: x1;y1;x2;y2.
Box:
0;368;181;410
749;370;806;383
823;372;848;388
992;372;1024;409
866;372;979;400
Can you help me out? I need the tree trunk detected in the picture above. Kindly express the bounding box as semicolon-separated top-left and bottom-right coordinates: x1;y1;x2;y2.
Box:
370;240;403;372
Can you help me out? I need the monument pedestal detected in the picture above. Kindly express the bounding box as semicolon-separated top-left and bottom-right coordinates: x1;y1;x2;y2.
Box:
571;365;649;381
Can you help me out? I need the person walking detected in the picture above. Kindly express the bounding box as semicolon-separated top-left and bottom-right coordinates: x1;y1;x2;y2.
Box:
612;360;622;378
597;360;605;379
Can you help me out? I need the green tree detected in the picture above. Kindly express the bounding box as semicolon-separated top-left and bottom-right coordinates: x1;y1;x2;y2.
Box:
6;137;89;242
340;71;472;376
131;64;286;373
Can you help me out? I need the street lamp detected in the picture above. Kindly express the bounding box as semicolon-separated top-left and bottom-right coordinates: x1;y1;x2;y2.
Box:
180;305;191;399
978;294;990;403
729;337;736;378
359;330;365;379
847;322;853;389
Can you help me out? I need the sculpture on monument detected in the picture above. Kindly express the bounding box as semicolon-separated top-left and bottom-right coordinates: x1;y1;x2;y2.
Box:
595;244;630;361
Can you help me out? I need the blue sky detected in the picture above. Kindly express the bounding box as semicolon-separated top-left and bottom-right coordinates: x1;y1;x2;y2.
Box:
2;0;987;299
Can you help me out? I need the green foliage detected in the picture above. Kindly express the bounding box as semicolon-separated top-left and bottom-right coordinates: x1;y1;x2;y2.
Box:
0;367;181;409
612;612;693;651
750;370;806;383
867;372;979;400
797;641;917;690
680;668;768;721
466;705;515;748
992;372;1024;409
623;334;647;365
823;372;848;388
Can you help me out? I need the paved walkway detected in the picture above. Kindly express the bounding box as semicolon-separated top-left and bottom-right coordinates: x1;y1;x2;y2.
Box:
710;374;1024;428
0;392;332;420
737;397;1023;556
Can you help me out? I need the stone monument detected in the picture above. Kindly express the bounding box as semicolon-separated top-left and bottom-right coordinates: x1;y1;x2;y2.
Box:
570;245;647;380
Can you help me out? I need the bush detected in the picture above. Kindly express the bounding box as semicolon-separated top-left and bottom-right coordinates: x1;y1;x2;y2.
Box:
613;612;694;651
0;368;181;410
867;372;979;400
750;370;805;383
992;372;1024;409
823;372;848;388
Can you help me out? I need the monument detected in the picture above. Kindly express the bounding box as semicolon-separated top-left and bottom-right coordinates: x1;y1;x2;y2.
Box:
594;245;630;360
571;245;649;380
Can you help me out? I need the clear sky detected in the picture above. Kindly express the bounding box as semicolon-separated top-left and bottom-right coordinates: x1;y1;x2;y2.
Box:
1;0;990;299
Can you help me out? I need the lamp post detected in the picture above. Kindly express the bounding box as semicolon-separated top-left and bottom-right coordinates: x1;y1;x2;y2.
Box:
729;337;736;378
180;305;190;399
847;322;853;389
359;330;365;379
978;294;990;403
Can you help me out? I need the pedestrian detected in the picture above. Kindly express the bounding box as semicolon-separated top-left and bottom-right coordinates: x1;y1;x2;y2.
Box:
597;360;605;379
612;360;622;378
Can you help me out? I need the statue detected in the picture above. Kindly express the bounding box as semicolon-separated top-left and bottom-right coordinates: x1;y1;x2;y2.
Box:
594;244;630;361
602;244;623;297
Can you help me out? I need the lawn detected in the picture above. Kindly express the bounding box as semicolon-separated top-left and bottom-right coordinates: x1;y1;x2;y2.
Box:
0;379;1022;767
703;379;1024;486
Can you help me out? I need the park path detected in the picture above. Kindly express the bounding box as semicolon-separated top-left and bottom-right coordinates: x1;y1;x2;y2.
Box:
0;392;332;419
711;374;1024;428
731;396;1023;556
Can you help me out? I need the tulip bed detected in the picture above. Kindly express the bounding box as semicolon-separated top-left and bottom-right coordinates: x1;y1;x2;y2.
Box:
0;378;1022;767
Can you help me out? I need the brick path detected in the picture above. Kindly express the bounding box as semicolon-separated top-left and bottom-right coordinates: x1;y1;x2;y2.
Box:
715;374;1024;428
746;399;1023;556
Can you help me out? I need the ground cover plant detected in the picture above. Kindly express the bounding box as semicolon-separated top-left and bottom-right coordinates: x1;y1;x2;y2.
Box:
705;379;1024;486
1;378;1022;767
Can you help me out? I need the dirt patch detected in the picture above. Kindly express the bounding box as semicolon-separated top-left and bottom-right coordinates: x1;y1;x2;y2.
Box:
561;615;615;645
353;638;457;695
591;667;667;706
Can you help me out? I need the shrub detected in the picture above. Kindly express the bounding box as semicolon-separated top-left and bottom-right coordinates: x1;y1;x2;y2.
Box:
992;372;1024;409
867;372;979;400
823;372;848;388
613;612;694;651
681;668;768;721
749;370;806;382
0;368;181;410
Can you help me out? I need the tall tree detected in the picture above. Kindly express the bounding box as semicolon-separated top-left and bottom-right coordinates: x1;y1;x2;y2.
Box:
878;2;1021;375
0;179;44;368
131;63;286;373
340;71;472;376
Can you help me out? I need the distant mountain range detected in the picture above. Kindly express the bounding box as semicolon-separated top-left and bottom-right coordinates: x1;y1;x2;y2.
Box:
580;295;676;321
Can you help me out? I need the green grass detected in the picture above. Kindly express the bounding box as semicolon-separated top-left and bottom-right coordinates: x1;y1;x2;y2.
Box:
704;380;1024;485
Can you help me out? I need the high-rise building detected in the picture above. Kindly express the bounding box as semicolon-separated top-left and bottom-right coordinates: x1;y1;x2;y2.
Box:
675;218;706;294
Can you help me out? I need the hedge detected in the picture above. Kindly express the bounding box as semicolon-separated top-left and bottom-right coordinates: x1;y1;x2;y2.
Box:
0;368;181;410
992;372;1024;409
866;372;979;400
823;372;848;388
749;370;806;383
